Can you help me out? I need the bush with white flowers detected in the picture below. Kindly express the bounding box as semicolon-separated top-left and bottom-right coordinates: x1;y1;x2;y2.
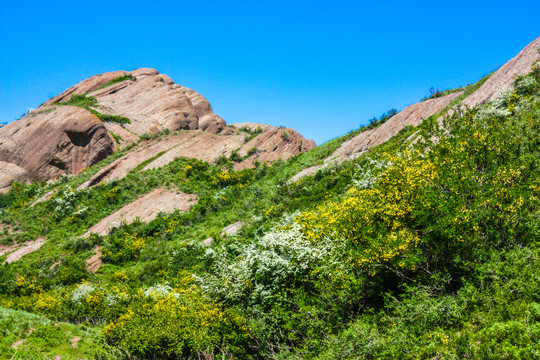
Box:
198;222;336;305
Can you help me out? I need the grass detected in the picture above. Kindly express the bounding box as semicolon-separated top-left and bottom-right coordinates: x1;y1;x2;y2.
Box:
0;306;102;359
57;94;131;125
95;74;136;91
109;131;123;144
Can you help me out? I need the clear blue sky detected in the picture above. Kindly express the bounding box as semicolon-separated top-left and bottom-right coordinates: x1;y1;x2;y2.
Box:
1;1;538;144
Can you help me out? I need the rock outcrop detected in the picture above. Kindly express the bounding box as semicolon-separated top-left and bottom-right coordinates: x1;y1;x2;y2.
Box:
0;162;29;193
331;91;463;162
462;37;540;108
230;123;316;170
0;106;114;182
43;68;228;136
80;124;315;188
289;91;462;181
44;70;128;104
1;237;46;264
84;188;197;236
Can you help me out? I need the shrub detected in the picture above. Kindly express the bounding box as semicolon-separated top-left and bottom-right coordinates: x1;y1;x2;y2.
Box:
95;74;137;91
366;108;398;129
102;233;146;264
239;126;263;143
198;222;334;306
102;290;251;359
59;94;98;107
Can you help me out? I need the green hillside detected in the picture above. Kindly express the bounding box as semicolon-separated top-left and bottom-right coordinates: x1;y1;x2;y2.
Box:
1;65;539;359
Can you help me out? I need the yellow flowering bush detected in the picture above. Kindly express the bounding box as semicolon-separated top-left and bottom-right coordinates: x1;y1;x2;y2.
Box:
211;169;252;187
297;154;436;272
102;233;146;263
32;292;60;314
102;288;251;359
297;95;539;279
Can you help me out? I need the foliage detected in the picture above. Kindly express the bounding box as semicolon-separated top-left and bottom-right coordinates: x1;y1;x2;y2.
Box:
102;289;252;359
239;126;263;142
0;306;101;358
421;85;465;101
59;94;98;107
58;94;131;124
95;74;137;90
367;108;398;129
199;222;335;306
102;233;146;263
139;128;171;141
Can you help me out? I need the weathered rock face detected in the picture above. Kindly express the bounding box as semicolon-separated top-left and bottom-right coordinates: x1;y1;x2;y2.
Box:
84;188;198;236
462;37;540;108
44;70;128;105
332;91;463;161
230;123;316;170
0;161;28;193
80;124;316;188
0;106;114;182
43;68;228;136
289;91;462;182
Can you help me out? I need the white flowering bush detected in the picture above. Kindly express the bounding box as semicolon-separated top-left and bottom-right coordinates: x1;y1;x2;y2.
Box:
104;293;118;307
198;223;336;305
515;75;538;94
50;186;83;219
143;282;176;300
475;89;512;120
351;157;389;189
70;283;95;305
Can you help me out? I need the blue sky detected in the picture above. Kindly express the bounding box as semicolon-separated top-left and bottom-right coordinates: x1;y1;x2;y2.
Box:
1;1;538;144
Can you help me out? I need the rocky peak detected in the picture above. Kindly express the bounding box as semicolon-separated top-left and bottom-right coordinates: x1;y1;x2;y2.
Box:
42;68;228;136
0;106;114;184
0;68;316;191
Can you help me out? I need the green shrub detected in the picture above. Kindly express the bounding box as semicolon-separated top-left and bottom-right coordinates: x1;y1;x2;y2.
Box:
102;233;146;264
366;108;398;129
58;94;131;124
102;290;251;359
59;94;98;107
95;74;136;91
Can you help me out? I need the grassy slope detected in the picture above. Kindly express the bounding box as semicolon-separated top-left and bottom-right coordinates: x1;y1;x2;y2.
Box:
1;67;539;359
0;306;100;359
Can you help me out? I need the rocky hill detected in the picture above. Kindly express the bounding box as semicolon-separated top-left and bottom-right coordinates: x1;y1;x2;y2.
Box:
0;37;539;359
0;69;315;192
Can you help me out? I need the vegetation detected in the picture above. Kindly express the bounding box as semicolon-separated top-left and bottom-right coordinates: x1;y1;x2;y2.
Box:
366;108;398;129
238;126;263;143
58;94;131;124
422;86;466;101
95;74;137;91
0;306;100;359
0;65;539;359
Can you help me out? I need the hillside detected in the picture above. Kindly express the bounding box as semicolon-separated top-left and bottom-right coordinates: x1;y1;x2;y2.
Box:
0;37;539;359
